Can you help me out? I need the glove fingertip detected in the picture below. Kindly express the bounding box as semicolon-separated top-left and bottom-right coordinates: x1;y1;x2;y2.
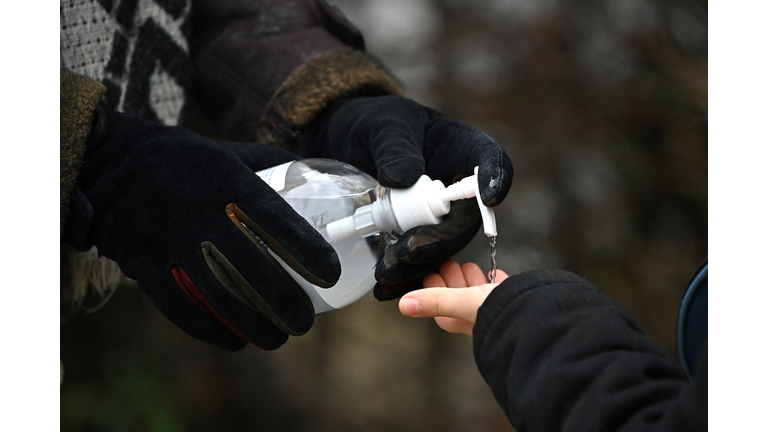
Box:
316;244;343;287
286;238;341;289
373;278;424;301
377;155;425;188
218;336;249;351
479;158;514;206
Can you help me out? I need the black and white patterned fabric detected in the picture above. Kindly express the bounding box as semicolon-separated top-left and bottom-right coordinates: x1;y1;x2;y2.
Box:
60;0;191;126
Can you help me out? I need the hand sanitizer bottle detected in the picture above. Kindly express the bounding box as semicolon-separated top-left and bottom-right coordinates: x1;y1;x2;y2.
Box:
256;158;496;314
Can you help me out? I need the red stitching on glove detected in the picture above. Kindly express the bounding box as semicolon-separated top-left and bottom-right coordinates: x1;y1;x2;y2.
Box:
172;266;261;348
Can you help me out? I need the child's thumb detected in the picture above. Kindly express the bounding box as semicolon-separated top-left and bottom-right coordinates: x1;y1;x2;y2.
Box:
399;287;480;321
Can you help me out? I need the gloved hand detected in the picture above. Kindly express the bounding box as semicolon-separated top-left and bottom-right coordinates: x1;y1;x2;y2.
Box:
63;105;341;351
296;95;514;300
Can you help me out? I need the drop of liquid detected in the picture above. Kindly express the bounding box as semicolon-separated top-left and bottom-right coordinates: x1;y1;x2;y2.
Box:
488;235;497;283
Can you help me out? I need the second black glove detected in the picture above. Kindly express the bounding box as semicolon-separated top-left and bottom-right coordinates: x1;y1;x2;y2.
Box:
296;95;514;299
63;106;341;350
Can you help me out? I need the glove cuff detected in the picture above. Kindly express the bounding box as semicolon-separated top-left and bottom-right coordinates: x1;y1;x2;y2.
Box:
62;187;95;251
85;103;109;151
257;48;404;150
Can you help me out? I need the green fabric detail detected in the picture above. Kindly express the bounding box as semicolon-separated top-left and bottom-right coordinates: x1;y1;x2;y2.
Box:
200;241;310;336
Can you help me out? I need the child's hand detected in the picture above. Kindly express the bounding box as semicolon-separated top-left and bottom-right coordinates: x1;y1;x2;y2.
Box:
398;260;508;336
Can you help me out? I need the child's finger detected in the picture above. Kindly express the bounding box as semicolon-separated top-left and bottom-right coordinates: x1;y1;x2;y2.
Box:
438;260;469;288
399;287;482;322
460;262;489;286
434;316;474;336
423;272;447;288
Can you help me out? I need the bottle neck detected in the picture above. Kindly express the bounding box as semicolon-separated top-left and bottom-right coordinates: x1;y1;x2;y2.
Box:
370;187;402;235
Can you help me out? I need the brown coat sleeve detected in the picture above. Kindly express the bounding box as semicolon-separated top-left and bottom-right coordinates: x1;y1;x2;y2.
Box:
190;0;403;148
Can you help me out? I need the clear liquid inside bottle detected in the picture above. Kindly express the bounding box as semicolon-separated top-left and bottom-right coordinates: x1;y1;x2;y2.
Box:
257;159;394;313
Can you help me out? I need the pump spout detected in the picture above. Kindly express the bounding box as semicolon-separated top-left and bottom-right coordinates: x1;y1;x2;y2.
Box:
436;167;497;237
472;166;497;237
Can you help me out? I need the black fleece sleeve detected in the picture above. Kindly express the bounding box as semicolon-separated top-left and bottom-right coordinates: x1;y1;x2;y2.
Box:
472;269;707;432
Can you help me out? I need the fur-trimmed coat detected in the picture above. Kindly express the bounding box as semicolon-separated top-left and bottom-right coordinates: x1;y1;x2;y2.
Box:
60;0;403;303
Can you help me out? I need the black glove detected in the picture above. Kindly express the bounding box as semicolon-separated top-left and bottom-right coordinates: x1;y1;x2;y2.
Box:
63;105;341;351
296;95;514;300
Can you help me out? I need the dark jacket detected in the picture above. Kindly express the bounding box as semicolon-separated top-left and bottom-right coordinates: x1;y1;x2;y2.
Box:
473;269;707;431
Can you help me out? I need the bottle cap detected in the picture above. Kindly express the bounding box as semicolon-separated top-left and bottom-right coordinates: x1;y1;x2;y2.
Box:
389;175;446;233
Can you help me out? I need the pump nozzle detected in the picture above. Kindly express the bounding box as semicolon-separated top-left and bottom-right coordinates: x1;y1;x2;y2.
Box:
474;166;498;237
435;166;497;237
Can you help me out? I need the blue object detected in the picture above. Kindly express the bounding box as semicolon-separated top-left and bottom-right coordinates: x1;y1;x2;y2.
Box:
677;258;708;379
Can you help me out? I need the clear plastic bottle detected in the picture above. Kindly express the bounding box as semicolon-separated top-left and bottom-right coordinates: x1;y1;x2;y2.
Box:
256;158;496;314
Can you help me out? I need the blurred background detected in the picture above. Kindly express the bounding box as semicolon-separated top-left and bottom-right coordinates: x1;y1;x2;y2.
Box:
60;0;707;430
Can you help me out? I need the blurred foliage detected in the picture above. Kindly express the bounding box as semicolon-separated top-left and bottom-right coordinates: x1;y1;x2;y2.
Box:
61;0;706;431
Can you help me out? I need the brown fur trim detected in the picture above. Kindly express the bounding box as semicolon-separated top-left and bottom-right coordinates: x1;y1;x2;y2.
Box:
60;69;105;237
60;71;118;308
257;48;404;149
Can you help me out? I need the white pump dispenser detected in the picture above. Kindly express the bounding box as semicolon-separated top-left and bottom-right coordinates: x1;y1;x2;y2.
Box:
256;159;496;314
326;166;496;242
